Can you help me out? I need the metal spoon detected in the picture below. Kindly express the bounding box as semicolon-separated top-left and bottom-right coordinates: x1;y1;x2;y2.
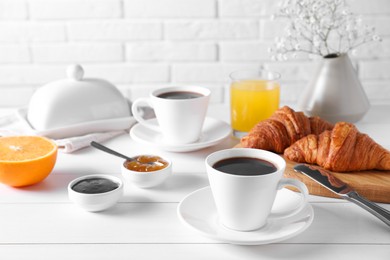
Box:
90;141;159;166
90;141;137;162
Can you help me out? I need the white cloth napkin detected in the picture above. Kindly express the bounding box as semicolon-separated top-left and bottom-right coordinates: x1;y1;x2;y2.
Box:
55;131;125;153
0;110;132;153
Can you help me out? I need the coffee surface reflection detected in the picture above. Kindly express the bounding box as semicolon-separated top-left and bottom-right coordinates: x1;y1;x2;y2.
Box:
157;91;203;99
212;157;277;176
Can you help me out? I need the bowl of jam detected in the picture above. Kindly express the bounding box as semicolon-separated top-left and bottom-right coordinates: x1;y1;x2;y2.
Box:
68;174;123;212
121;155;172;188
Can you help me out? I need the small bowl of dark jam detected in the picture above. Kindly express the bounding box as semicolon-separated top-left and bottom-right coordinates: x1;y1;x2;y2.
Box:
68;174;123;212
121;155;172;188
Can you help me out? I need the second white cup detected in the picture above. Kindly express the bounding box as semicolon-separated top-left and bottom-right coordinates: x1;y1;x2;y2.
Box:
206;148;309;231
131;86;210;145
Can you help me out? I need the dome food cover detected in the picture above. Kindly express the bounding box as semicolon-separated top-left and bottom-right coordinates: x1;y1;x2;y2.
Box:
26;64;133;138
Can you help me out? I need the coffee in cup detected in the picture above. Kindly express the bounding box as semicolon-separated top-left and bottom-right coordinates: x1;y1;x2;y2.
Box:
157;91;204;99
212;157;277;176
131;86;210;145
205;148;309;231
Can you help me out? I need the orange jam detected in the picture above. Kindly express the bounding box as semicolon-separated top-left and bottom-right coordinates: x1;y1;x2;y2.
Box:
124;155;169;172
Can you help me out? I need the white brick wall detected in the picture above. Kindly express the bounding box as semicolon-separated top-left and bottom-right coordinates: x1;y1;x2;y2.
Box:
124;0;216;18
0;0;27;20
126;42;217;61
68;21;162;40
165;20;259;40
0;0;389;107
29;0;122;19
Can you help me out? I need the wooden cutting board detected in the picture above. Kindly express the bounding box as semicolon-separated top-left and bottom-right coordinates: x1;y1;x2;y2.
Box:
234;144;390;203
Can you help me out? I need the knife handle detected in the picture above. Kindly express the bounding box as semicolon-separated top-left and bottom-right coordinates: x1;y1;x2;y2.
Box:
345;191;390;227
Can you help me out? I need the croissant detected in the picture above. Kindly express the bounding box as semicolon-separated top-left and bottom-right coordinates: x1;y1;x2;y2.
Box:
284;122;390;172
240;106;333;153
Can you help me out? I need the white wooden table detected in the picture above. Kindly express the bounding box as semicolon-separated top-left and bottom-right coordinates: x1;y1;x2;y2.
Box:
0;105;389;260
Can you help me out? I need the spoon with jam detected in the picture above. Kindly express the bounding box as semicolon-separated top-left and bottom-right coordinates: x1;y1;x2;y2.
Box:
90;141;168;172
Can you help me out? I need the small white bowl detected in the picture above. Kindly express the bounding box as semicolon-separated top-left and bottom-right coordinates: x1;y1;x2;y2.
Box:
68;174;123;212
121;157;172;188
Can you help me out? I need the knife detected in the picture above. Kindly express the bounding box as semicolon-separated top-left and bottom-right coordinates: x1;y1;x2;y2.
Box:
293;164;390;227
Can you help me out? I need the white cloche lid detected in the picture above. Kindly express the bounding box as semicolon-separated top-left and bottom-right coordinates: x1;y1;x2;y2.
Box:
27;64;131;131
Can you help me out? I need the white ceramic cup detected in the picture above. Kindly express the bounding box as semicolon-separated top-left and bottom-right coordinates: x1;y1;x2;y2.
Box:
205;148;309;231
131;86;210;145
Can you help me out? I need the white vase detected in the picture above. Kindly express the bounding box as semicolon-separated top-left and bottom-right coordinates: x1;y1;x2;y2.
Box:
298;53;370;123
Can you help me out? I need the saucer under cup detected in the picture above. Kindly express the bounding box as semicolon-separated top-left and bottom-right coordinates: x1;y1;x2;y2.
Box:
130;117;231;152
177;186;314;245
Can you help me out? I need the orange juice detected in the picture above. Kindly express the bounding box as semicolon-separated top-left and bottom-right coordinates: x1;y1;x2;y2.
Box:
230;79;280;137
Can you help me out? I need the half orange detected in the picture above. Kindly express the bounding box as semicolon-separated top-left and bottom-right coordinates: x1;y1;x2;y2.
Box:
0;136;58;187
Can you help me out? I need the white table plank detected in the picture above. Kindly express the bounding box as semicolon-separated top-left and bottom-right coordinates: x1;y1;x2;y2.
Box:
0;203;388;244
0;244;389;260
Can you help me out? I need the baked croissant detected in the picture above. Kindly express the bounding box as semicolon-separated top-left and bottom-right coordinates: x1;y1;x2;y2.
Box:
284;122;390;172
240;106;333;153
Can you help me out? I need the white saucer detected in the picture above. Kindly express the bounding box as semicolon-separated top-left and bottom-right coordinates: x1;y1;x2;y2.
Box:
177;186;314;245
129;117;231;152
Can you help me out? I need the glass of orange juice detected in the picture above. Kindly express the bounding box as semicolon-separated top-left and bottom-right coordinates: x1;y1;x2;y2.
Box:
230;69;280;138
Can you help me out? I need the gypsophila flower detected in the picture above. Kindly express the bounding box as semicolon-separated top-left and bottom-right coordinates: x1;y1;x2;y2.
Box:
272;0;381;60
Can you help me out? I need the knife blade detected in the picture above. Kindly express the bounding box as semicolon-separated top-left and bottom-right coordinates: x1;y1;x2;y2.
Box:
294;164;390;227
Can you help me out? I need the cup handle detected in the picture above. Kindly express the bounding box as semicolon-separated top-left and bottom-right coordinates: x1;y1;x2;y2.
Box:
274;178;309;218
131;98;161;132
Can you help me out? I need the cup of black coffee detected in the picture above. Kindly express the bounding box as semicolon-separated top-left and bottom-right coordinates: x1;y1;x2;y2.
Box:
131;86;210;145
205;148;309;231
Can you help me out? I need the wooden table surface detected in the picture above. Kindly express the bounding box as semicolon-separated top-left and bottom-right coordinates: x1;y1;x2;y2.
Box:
0;105;389;260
